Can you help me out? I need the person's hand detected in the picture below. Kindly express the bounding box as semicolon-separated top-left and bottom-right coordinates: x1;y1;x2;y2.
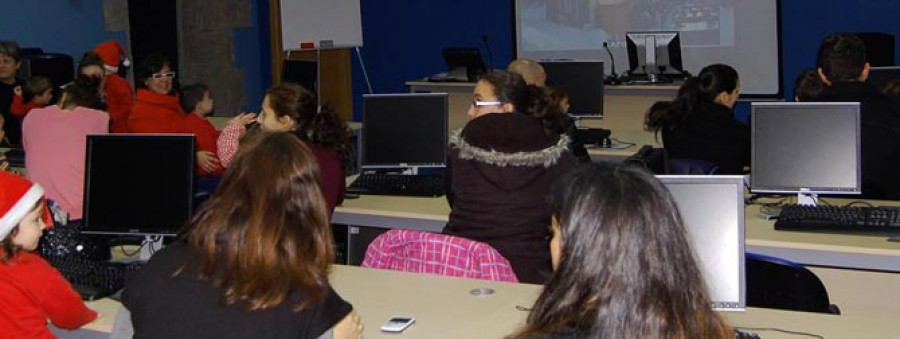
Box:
13;86;21;96
333;310;363;339
196;151;219;173
227;112;257;127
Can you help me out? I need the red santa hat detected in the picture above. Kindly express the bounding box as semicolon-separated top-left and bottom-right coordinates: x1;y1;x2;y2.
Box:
93;40;131;73
0;172;52;240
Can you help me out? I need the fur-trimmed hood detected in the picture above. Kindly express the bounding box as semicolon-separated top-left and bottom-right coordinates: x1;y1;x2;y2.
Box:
449;113;570;168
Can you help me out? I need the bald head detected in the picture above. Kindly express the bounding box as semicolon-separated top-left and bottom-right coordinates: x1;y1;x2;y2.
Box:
507;58;546;87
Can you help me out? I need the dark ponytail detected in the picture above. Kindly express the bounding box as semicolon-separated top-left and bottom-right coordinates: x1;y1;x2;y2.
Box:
480;71;567;136
645;64;739;132
525;85;568;137
62;74;103;110
266;83;353;174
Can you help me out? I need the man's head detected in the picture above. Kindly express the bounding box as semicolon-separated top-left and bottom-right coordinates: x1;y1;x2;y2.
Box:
507;58;546;87
817;33;869;85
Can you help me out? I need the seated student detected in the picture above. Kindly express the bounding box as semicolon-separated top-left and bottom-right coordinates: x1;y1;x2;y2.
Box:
1;40;23;145
794;68;827;102
77;52;110;112
0;172;100;337
22;75;108;222
217;83;351;214
510;163;733;338
444;71;577;284
815;33;900;199
507;58;547;87
532;85;591;163
11;75;53;118
122;132;362;339
92;40;134;133
180;83;223;176
128;54;184;133
645;64;749;174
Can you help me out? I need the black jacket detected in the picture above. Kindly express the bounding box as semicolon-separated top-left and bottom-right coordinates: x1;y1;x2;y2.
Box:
0;80;22;145
661;101;750;174
817;81;900;199
444;113;577;284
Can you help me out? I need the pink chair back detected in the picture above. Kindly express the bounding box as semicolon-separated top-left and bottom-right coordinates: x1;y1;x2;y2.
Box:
361;229;519;283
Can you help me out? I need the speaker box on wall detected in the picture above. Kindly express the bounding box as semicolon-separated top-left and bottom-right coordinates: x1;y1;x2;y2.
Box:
855;32;895;67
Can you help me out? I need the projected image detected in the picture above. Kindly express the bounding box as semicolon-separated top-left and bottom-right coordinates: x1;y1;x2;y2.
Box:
519;0;735;52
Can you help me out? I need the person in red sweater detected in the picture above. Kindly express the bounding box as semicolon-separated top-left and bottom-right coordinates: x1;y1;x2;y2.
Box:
93;40;134;133
128;54;184;133
180;83;222;175
11;76;53;119
0;172;99;338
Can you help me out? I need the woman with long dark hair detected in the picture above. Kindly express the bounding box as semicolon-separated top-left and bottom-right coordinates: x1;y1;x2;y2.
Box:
444;71;577;284
123;132;361;338
645;64;749;174
511;163;732;338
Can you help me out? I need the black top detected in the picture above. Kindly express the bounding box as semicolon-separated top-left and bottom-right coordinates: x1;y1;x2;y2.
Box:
0;79;23;145
661;101;750;174
122;243;352;339
817;81;900;199
444;113;577;284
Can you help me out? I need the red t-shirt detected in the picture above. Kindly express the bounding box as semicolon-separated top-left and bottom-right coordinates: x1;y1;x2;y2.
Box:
10;95;45;119
183;113;224;176
0;252;98;338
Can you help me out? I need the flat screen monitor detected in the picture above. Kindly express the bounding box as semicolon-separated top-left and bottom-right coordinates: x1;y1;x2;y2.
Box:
540;61;604;116
82;134;195;236
626;31;685;83
442;47;488;82
867;66;900;93
361;93;448;169
658;175;746;311
750;102;861;205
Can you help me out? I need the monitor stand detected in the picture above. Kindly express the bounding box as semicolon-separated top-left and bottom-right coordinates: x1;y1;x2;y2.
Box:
797;189;818;206
139;236;166;261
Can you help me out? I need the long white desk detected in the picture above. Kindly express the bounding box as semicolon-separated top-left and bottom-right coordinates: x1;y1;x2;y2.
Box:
80;265;894;338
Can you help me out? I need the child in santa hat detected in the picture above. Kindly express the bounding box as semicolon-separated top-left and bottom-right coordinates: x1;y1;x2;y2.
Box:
93;40;134;133
0;172;99;337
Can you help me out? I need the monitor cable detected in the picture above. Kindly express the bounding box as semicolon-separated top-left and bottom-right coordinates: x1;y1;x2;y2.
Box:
355;46;374;94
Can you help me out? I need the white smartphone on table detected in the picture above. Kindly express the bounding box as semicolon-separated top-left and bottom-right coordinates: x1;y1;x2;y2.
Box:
380;316;415;333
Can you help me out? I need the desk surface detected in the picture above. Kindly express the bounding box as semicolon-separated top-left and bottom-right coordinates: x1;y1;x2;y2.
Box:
87;265;894;338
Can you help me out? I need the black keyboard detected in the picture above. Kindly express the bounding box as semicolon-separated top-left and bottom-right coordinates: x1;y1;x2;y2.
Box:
45;256;144;301
775;204;900;235
347;173;445;197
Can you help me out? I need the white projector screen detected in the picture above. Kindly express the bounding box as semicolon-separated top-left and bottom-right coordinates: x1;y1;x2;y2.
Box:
514;0;781;97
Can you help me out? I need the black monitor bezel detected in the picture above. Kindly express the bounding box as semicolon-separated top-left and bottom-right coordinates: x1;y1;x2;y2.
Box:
82;134;195;236
442;47;488;81
625;31;685;76
540;60;605;117
360;93;449;169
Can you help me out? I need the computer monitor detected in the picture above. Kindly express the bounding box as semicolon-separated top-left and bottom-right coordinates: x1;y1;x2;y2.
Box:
442;47;488;82
867;66;900;93
750;102;861;205
658;175;746;311
361;93;448;171
626;31;685;83
540;61;604;116
82;134;195;237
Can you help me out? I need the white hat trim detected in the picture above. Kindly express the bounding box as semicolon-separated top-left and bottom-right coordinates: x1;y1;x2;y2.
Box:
103;64;120;73
0;184;44;240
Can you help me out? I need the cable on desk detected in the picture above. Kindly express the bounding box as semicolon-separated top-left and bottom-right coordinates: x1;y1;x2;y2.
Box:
609;138;636;147
116;242;148;257
733;326;824;339
842;200;874;208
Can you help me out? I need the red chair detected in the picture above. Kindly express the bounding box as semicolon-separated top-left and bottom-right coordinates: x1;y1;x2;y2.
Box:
362;229;518;283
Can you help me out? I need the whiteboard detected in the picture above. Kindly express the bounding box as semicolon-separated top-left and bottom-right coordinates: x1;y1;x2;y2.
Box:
280;0;363;50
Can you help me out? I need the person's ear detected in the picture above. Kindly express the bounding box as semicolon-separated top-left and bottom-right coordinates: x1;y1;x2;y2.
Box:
818;67;833;86
278;115;297;129
500;102;515;113
860;63;871;82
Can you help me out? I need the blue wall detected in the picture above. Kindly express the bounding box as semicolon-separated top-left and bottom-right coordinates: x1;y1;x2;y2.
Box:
0;1;125;59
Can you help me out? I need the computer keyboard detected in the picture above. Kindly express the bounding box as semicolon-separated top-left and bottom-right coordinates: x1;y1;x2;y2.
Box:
347;173;445;197
775;204;900;235
45;255;144;301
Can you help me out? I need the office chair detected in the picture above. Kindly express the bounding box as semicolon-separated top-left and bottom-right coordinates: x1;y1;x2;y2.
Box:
746;252;840;314
624;145;668;174
362;229;518;282
668;158;718;175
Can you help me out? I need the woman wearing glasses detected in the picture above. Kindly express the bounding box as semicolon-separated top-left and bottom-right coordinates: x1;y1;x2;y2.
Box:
443;71;577;284
128;54;184;133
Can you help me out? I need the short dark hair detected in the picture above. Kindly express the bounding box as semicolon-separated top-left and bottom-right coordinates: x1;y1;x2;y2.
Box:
22;76;52;103
62;75;103;109
0;41;21;62
180;83;209;113
817;33;867;82
794;68;827;102
78;52;106;76
135;53;172;89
